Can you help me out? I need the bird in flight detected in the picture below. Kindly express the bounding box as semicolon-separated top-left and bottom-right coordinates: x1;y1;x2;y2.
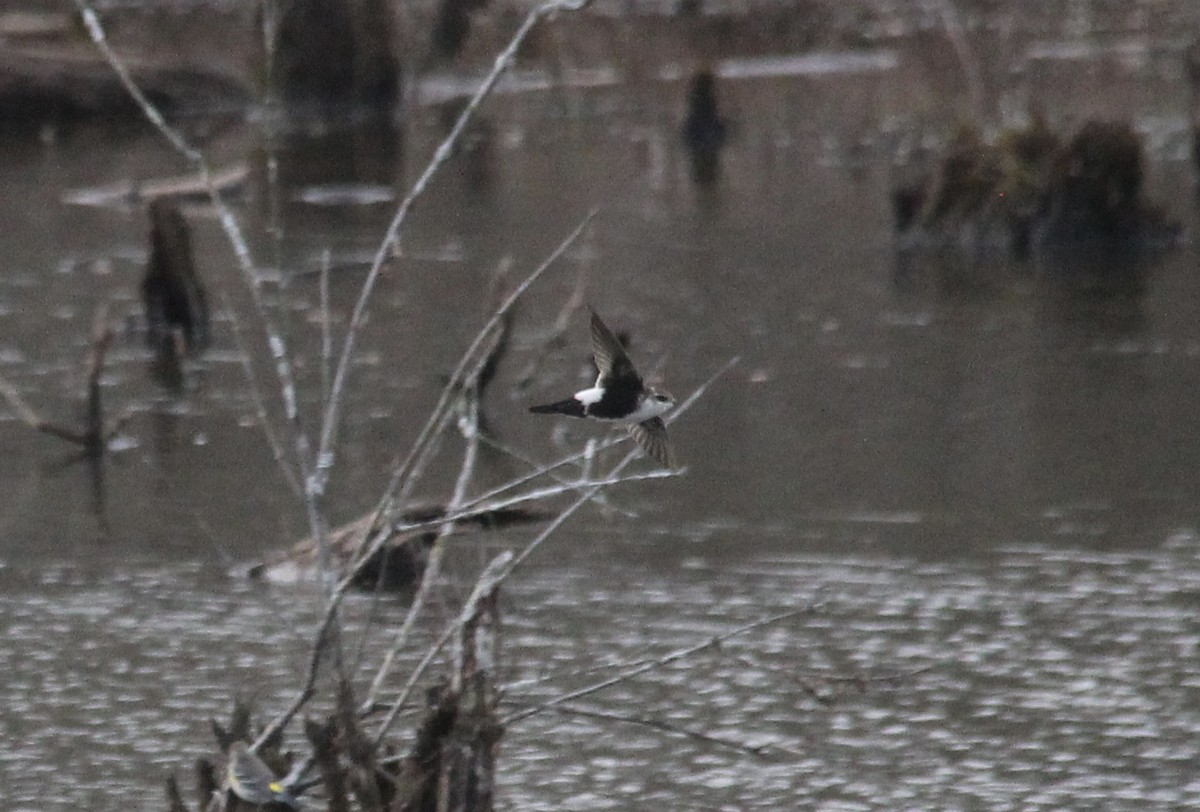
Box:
530;309;677;468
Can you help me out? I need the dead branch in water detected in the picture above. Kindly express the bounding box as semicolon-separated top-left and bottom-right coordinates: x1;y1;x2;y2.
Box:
501;608;817;726
0;303;128;456
543;703;778;758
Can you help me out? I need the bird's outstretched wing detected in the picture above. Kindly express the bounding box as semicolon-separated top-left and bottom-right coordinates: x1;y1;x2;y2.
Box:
590;309;639;386
629;418;676;469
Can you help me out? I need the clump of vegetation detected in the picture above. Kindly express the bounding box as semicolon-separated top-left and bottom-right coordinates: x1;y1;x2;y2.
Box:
893;117;1179;256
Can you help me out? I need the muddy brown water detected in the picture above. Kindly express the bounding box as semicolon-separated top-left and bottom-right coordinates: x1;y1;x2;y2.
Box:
4;6;1200;809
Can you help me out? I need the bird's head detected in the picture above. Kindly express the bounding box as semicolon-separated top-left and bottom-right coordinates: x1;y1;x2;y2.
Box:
647;388;676;415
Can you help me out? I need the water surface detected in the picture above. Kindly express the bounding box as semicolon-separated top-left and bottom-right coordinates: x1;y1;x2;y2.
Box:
3;4;1200;809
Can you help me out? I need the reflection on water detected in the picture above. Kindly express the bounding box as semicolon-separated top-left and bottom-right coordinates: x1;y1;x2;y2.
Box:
1;2;1200;808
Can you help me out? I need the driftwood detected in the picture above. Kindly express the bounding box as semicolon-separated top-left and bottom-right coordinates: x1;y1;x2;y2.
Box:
247;504;544;591
63;162;249;209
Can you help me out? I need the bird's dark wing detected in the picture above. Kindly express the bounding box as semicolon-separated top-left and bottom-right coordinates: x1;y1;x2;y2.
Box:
629;418;676;469
590;309;640;387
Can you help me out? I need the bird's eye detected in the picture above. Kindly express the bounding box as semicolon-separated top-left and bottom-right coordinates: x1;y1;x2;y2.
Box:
655;394;670;402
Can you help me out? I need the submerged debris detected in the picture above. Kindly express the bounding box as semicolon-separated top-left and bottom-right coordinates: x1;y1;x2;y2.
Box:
0;304;128;456
893;117;1180;255
249;504;543;591
0;46;247;132
63;163;249;210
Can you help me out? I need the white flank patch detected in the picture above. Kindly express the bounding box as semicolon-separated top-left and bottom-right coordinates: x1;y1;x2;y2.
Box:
574;386;606;406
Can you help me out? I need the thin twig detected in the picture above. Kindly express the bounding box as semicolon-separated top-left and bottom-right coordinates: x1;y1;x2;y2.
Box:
476;432;637;519
500;657;662;692
363;390;484;708
366;446;663;732
0;373;47;432
0;306;125;452
74;0;313;497
923;0;984;118
319;248;334;415
315;0;597;484
219;290;302;498
339;210;600;588
514;254;591;391
502;608;818;726
544;703;783;758
390;209;599;504
468;354;740;512
371;550;514;747
343;354;739;571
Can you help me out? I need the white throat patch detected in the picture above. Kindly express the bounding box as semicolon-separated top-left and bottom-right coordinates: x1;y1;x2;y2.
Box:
625;396;673;423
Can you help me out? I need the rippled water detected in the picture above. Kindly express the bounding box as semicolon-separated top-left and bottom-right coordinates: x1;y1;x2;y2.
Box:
3;2;1200;809
5;531;1200;809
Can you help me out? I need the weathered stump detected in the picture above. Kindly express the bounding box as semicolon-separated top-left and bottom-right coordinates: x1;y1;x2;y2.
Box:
390;589;503;812
142;198;210;370
265;0;400;113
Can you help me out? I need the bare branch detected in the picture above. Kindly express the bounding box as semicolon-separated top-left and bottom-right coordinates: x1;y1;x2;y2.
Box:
514;251;591;391
335;209;601;592
544;703;785;758
370;550;514;748
363;390;485;708
0;303;124;453
469;354;740;510
475;432;637;519
219;290;302;498
315;0;598;479
501;608;818;726
0;372;47;432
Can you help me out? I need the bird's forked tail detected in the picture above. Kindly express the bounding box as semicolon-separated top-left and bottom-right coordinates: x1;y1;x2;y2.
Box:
529;398;586;418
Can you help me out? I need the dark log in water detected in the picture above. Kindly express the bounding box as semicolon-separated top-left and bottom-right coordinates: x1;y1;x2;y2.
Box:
248;504;544;591
0;46;247;129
